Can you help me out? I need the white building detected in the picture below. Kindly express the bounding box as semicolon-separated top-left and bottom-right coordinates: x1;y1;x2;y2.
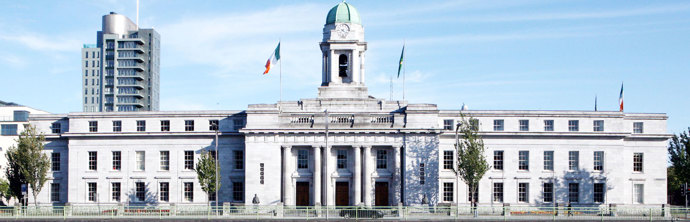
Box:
28;2;669;207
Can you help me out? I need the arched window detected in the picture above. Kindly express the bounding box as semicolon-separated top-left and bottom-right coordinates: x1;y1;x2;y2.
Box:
339;54;348;77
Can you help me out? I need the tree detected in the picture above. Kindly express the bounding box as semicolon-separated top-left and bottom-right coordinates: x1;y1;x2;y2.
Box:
195;151;219;205
0;179;11;205
454;116;490;211
668;128;690;205
5;125;50;206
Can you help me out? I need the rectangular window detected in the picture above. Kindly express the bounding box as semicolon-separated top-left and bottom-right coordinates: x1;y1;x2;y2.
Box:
51;183;60;202
51;153;61;171
89;121;98;132
209;150;217;160
593;120;604;132
569;151;579;171
633;153;643;172
493;182;503;203
232;182;244;201
443;119;454;130
159;182;169;202
493;150;503;170
568;183;579;203
519;151;529;171
376;150;388;169
209;120;219;131
112;120;121;132
209;191;216;202
543;151;554;171
568;120;579;131
443;182;454;202
160;120;170;131
518;183;529;203
0;124;17;135
184;151;194;170
160;151;170;171
233;119;244;130
519;120;529;131
88;151;97;171
112;151;121;170
544;120;554;131
594;183;605;203
135;182;145;202
468;186;478;202
634;184;644;204
593;151;604;171
234;150;244;170
633;122;644;133
136;120;145;132
185;120;194;131
297;150;309;169
493;119;504;131
184;182;194;202
87;182;97;202
469;119;479;131
112;182;121;202
443;150;454;170
337;150;347;169
543;183;553;203
51;123;61;133
135;151;145;171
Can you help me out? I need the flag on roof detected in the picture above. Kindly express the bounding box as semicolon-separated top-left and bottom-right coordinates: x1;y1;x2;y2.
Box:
619;82;624;112
397;45;404;78
263;42;280;75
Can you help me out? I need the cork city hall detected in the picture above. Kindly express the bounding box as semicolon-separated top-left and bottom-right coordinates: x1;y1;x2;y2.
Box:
20;2;672;219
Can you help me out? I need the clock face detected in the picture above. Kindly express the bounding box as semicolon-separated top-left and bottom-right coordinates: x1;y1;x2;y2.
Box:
335;24;350;38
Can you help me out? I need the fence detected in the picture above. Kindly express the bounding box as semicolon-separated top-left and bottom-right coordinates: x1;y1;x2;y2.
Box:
0;205;688;220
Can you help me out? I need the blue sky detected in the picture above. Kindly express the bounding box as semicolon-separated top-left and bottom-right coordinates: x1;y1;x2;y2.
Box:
0;0;688;133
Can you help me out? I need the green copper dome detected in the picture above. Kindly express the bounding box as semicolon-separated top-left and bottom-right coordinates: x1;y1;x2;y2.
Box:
326;2;361;25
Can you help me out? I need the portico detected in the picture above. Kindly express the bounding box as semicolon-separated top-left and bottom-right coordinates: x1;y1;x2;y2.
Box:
279;144;402;206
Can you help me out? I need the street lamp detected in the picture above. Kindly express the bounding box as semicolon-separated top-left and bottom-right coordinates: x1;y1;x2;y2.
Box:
213;121;219;215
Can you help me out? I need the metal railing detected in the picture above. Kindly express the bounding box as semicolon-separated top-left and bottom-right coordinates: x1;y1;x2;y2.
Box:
0;205;687;220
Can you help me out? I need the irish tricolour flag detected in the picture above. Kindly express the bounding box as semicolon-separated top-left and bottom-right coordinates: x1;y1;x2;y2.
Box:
263;42;280;75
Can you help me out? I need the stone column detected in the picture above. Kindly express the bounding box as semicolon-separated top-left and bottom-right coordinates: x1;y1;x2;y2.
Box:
363;145;372;206
353;146;362;205
394;145;402;204
324;145;334;206
314;146;322;205
282;146;293;206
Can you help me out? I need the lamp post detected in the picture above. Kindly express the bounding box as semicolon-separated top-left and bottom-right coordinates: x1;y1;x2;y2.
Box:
213;122;219;215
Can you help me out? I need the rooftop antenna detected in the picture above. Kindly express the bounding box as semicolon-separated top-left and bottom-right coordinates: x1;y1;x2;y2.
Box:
136;0;139;27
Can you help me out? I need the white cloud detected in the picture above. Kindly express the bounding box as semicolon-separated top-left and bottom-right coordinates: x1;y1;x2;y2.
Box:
0;34;80;52
0;54;27;68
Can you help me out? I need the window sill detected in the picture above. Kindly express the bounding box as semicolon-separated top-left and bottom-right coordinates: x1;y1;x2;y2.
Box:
157;170;170;173
517;170;530;173
541;170;554;173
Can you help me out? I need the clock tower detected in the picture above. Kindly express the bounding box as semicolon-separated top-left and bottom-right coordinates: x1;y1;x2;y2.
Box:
318;2;369;99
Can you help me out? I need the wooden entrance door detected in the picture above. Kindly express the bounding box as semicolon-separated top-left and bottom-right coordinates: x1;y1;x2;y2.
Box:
296;182;310;206
375;182;389;206
335;182;350;206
